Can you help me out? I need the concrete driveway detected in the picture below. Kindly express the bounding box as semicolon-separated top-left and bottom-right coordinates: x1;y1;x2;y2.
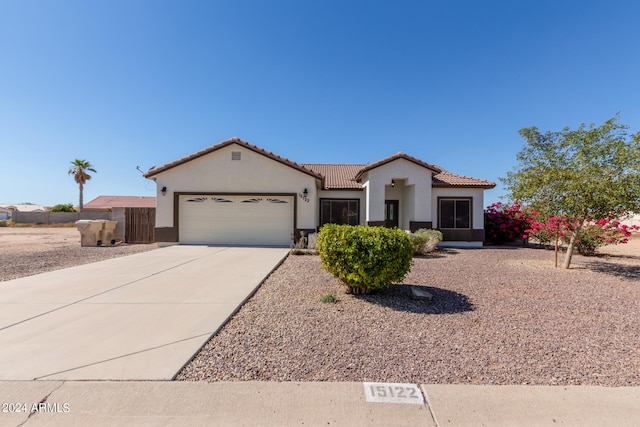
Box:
0;245;289;380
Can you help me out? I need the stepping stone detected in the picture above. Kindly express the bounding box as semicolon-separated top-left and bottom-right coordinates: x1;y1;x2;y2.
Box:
409;286;433;301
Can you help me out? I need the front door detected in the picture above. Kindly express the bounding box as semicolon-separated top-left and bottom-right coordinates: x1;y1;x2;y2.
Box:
385;200;399;228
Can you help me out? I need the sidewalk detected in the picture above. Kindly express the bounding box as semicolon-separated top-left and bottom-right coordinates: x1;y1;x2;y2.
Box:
1;381;638;426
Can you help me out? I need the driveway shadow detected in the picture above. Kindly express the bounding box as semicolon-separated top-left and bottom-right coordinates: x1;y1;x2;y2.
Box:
585;260;640;281
355;284;473;314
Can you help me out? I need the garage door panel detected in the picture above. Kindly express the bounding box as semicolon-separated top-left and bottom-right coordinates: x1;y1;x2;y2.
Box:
179;195;293;246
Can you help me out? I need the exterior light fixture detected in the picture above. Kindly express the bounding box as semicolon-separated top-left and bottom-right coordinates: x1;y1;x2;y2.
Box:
391;180;395;187
303;188;308;197
161;186;167;196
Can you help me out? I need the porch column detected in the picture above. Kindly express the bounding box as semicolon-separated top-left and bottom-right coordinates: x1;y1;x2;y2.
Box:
363;181;385;224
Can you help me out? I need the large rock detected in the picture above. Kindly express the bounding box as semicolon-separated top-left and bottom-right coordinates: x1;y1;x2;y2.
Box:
409;286;433;301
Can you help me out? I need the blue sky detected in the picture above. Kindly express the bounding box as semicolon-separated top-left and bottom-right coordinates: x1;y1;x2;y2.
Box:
2;1;639;207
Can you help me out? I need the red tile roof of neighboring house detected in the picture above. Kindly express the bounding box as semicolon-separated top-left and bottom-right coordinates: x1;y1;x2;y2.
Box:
144;137;325;182
84;196;156;210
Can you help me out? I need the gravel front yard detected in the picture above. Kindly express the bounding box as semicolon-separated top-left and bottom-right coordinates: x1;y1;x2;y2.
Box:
0;227;157;282
177;243;640;386
2;228;638;386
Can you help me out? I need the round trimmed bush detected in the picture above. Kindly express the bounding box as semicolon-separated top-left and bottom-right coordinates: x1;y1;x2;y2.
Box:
316;224;414;294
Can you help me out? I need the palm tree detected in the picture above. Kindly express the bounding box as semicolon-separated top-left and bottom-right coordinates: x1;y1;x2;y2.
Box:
68;159;96;211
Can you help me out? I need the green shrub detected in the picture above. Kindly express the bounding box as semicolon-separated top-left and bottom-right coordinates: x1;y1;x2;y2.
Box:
409;228;443;255
290;248;319;255
50;203;76;212
0;220;7;227
316;224;414;295
321;292;338;303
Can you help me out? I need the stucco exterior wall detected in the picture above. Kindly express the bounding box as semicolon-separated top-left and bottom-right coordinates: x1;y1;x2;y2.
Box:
151;144;318;230
402;184;416;230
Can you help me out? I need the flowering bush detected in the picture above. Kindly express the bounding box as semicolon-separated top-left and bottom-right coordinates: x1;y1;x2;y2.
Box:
486;202;638;257
526;215;577;247
485;202;536;244
575;219;639;256
526;214;639;255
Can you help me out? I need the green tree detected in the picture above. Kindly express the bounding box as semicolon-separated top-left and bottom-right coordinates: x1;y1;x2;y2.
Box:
68;159;96;211
503;114;640;269
50;203;76;212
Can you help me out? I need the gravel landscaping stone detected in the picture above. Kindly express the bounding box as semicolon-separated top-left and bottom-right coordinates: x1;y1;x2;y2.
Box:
0;228;156;282
0;245;157;282
177;245;640;386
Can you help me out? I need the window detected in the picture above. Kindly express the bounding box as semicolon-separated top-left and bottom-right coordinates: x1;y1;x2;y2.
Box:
439;199;471;229
320;199;359;226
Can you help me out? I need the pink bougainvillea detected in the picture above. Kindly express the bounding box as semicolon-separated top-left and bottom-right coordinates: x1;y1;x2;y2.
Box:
525;213;639;256
484;201;535;244
525;215;577;247
485;202;638;255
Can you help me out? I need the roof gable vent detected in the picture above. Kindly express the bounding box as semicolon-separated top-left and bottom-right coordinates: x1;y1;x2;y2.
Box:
231;151;241;160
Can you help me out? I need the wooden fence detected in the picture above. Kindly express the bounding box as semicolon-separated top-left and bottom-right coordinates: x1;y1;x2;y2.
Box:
125;208;155;243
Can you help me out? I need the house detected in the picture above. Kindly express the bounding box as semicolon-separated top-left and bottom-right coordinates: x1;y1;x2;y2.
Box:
83;196;156;212
0;204;47;223
0;207;11;220
0;204;47;213
144;137;495;247
0;204;47;218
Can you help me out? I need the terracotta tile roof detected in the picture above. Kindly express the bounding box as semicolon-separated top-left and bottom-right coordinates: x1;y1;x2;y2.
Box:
431;166;496;188
84;196;156;210
300;163;495;190
144;137;324;182
300;164;365;189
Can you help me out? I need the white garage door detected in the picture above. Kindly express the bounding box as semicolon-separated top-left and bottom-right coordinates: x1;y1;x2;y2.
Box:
179;195;294;246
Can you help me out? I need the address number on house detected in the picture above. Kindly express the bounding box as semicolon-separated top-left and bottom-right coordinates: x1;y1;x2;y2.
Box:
363;382;424;404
